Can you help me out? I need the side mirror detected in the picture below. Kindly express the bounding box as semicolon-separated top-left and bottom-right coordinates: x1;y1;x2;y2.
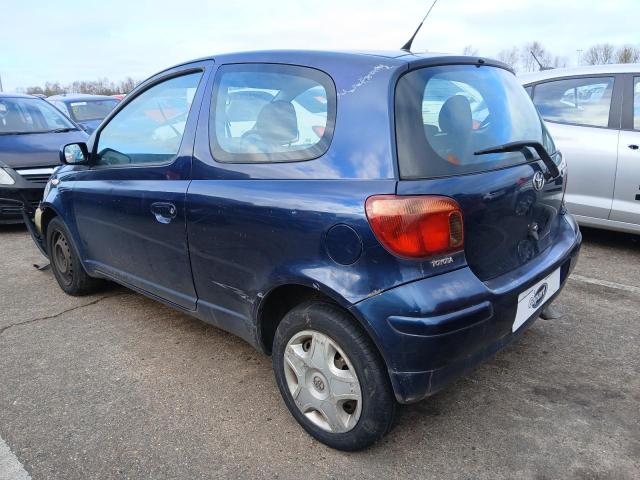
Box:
60;142;90;165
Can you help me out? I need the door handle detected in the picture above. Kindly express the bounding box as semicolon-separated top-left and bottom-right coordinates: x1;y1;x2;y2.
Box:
629;144;639;150
150;202;177;224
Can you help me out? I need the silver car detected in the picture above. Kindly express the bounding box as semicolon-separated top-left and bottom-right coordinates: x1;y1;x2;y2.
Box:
520;64;640;234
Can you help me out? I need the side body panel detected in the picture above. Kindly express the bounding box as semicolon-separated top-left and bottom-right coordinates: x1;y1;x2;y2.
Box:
187;179;397;344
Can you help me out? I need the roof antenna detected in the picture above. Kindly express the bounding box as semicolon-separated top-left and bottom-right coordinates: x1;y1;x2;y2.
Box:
530;50;554;71
401;0;440;52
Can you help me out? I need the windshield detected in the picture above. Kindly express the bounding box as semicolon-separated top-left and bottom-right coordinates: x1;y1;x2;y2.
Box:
68;99;119;122
395;65;556;179
0;96;76;134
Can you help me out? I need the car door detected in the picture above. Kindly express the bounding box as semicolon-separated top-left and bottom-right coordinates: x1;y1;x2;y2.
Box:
71;62;211;309
610;74;640;226
530;75;622;221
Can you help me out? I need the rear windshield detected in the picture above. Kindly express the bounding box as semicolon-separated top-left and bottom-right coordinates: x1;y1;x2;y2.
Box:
395;65;556;179
68;99;119;122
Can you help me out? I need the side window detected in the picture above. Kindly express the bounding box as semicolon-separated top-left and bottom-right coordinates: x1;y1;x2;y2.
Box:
210;64;336;163
634;77;640;131
532;76;614;128
96;72;202;166
524;85;533;98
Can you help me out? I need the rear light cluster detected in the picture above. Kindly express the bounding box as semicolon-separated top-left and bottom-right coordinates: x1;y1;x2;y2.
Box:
365;195;464;259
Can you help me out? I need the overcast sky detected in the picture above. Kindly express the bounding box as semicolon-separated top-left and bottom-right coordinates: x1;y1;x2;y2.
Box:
1;0;638;91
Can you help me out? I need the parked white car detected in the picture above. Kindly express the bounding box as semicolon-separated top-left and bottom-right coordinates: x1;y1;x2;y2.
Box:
520;64;640;234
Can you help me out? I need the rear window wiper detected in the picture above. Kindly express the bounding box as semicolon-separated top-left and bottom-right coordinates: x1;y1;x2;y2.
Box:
474;141;560;179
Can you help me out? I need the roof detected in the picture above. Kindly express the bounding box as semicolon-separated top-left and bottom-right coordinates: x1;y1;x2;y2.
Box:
47;93;119;101
188;49;450;63
159;49;510;75
0;92;38;99
519;63;640;84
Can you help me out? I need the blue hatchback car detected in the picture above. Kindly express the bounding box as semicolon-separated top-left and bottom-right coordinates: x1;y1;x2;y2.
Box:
27;50;581;450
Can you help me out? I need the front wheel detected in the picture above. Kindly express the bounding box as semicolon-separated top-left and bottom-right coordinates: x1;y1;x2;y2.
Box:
46;217;103;296
272;301;397;450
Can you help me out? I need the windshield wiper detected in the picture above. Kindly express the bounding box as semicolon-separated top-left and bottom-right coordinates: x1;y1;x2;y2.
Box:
0;128;77;135
474;140;560;179
0;130;48;135
48;127;78;133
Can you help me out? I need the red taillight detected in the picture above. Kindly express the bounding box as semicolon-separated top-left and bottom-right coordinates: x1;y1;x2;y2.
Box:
312;125;325;137
365;195;464;259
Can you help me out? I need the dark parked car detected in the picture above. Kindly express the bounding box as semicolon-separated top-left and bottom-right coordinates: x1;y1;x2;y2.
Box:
26;50;581;450
47;94;120;134
0;93;87;223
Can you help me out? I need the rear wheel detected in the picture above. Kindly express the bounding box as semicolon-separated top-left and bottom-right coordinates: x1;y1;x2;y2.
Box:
272;301;397;450
46;217;103;296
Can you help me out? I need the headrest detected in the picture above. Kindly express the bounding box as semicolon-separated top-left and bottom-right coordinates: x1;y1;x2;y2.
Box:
438;95;472;135
254;101;298;145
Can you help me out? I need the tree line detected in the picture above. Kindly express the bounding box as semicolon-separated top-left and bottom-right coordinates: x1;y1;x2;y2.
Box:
462;42;640;72
21;77;138;97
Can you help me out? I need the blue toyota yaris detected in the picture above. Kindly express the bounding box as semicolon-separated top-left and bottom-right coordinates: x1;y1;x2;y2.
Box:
26;50;581;450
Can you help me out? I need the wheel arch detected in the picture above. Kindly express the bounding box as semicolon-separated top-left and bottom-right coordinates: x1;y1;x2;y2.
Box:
39;204;60;245
39;203;94;277
255;282;391;374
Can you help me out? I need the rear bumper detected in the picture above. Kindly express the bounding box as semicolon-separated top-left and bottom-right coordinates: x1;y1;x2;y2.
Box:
350;213;582;404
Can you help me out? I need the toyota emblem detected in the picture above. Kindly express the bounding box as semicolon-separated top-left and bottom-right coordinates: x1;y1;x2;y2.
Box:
532;171;545;191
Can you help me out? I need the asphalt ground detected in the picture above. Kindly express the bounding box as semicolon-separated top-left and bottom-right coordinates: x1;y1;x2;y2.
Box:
1;224;638;479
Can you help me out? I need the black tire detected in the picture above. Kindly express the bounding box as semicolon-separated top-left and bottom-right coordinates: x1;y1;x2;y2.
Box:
272;301;397;451
46;217;103;296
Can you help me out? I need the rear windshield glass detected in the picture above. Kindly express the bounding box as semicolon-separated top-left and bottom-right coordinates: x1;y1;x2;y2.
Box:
0;97;75;134
69;99;119;122
395;65;556;179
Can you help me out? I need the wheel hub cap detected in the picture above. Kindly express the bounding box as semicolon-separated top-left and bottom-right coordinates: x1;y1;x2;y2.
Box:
52;232;73;285
283;330;362;433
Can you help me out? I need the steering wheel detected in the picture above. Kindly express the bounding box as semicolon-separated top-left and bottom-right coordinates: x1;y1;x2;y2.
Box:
156;101;187;137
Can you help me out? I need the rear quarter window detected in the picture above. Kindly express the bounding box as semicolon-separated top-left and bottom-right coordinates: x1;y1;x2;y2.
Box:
209;64;336;163
395;65;555;179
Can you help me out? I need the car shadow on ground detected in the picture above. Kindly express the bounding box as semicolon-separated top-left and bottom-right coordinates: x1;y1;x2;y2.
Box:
579;226;639;251
0;223;28;233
